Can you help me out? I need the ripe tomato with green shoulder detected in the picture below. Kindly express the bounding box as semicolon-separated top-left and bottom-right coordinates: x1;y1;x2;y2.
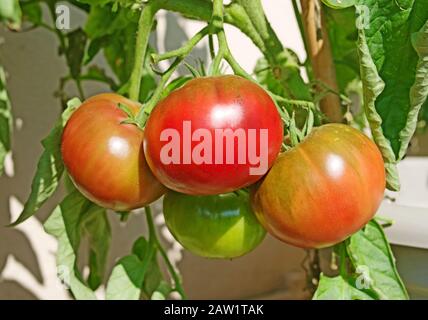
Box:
251;124;386;249
163;191;266;259
144;75;283;195
61;93;166;211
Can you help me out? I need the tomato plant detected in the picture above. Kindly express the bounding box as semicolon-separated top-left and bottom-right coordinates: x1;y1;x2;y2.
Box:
163;191;266;258
1;0;426;301
61;93;166;211
144;75;283;195
251;124;386;249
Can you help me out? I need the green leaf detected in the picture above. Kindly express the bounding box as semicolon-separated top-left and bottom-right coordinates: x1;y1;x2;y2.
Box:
322;0;356;9
357;0;428;190
254;56;288;97
236;0;311;100
151;281;173;300
357;26;398;190
105;24;138;83
10;98;81;226
324;6;360;92
420;98;428;125
132;236;163;298
84;5;139;83
141;254;162;298
302;109;314;136
21;2;42;26
65;28;87;79
400;20;428;159
0;0;21;29
132;237;149;260
105;255;145;300
84;4;136;39
80;65;118;89
347;220;409;300
106;236;163;300
84;36;107;65
77;0;114;6
0;66;13;177
313;274;373;300
84;210;111;290
44;190;101;300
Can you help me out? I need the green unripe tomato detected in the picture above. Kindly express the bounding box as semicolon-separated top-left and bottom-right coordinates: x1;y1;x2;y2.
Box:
163;191;266;259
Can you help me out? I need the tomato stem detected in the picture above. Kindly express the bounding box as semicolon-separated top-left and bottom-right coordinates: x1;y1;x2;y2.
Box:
209;0;226;75
76;79;85;101
151;26;210;64
136;58;182;127
145;206;187;299
337;242;348;276
129;2;159;101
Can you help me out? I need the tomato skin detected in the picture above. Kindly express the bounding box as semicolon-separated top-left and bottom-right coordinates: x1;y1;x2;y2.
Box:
251;124;386;249
163;191;266;259
61;93;166;211
144;75;283;195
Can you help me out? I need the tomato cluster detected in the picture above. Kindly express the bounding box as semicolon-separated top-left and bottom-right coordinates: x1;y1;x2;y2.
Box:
61;76;386;258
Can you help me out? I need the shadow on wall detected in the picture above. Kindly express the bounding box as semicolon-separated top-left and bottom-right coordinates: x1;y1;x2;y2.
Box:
0;10;307;300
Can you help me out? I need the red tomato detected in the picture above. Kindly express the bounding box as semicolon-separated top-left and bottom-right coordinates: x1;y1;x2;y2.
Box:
144;75;284;195
251;124;386;249
61;93;166;211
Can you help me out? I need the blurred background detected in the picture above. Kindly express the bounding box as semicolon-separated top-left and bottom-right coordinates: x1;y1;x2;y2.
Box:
1;0;428;300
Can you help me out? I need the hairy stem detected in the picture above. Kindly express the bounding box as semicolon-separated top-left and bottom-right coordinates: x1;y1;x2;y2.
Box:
156;0;311;100
210;0;226;75
76;79;85;100
145;206;187;299
136;58;182;126
157;244;187;299
129;2;159;101
152;26;210;63
338;242;348;276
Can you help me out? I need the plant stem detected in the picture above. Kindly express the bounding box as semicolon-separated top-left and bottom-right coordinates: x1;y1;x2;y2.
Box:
136;58;182;126
76;79;85;100
337;242;348;276
144;206;157;243
157;243;187;299
208;34;216;60
211;0;224;30
152;26;210;63
129;2;159;101
210;0;226;75
144;206;187;299
214;31;292;125
156;0;310;99
274;95;316;110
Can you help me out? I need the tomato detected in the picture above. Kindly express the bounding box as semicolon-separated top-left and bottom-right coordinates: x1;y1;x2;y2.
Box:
251;124;386;249
144;75;283;195
61;93;166;211
163;191;266;259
